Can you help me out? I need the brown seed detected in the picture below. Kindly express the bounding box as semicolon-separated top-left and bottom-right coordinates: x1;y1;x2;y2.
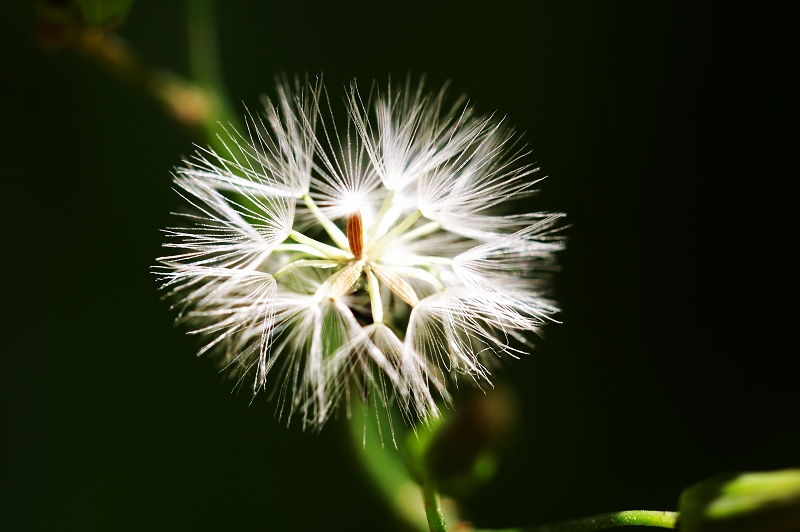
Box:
347;211;364;259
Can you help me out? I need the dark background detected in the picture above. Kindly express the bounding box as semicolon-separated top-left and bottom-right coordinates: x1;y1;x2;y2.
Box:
1;2;795;530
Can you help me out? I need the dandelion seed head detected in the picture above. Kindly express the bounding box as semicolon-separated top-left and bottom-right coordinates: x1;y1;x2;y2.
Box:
155;76;565;430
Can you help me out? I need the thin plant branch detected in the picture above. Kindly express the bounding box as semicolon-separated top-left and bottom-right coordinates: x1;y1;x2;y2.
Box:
478;510;679;532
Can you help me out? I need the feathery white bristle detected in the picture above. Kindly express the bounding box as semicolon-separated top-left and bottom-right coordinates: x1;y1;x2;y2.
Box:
156;76;565;429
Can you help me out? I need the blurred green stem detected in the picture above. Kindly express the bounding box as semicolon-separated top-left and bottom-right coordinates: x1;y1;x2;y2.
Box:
347;400;430;531
185;0;240;143
186;0;223;92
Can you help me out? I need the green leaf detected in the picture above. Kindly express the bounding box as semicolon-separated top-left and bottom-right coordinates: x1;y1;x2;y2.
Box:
77;0;133;26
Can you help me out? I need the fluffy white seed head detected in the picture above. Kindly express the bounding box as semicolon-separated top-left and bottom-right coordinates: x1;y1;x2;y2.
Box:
155;76;565;430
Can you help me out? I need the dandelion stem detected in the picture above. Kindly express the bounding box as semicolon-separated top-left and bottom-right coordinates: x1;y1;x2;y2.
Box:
401;221;441;242
386;266;445;291
273;259;339;279
289;230;352;261
478;511;678;532
272;243;329;258
402;255;452;268
368;190;396;243
302;195;350;249
366;268;384;324
421;479;447;532
370;209;423;253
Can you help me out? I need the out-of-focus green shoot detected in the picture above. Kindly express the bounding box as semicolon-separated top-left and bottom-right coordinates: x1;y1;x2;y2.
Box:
678;469;800;532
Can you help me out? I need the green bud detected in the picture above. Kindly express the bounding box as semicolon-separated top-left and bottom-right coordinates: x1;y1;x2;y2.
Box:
679;469;800;532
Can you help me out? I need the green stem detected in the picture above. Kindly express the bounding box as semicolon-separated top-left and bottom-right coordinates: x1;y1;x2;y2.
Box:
480;511;678;532
369;209;422;254
186;0;224;91
421;479;448;532
366;190;396;244
289;230;352;261
302;195;349;249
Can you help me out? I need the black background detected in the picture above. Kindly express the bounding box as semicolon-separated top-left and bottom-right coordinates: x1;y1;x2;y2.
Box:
1;2;795;531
